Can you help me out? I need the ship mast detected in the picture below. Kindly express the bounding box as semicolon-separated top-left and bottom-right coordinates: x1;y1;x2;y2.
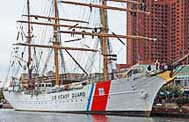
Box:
53;0;60;86
59;0;154;80
18;0;155;84
27;0;32;81
100;0;109;80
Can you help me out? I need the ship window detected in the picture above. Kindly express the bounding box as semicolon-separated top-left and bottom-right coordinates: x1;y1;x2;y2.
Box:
132;69;139;74
184;81;188;86
48;84;52;87
175;80;181;86
128;69;143;76
35;84;38;87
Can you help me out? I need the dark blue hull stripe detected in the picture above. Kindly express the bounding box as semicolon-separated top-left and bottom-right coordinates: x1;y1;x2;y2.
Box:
86;83;94;111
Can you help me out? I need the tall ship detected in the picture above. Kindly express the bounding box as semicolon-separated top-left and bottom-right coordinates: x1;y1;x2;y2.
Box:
3;0;183;116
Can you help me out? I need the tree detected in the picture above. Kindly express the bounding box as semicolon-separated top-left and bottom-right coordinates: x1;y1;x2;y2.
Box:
176;97;189;106
157;85;182;103
0;90;4;100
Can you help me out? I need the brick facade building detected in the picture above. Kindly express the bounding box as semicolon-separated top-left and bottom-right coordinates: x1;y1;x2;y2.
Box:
127;0;189;65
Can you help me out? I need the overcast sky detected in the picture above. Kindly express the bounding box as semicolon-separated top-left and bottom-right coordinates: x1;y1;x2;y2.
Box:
0;0;25;81
0;0;126;81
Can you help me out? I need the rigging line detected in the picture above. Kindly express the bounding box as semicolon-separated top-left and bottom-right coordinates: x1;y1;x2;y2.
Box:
87;0;95;23
86;0;93;25
132;8;167;60
5;63;12;85
108;28;125;45
13;47;23;80
92;0;99;25
5;48;15;83
10;52;16;77
131;6;167;37
83;1;99;74
71;0;90;71
71;11;83;71
79;39;90;73
32;1;42;64
87;0;98;26
81;0;87;22
76;0;91;71
106;23;115;78
13;55;21;79
33;48;43;74
85;38;100;74
38;2;50;74
19;26;26;41
44;0;50;16
62;2;86;73
80;0;89;28
41;49;53;76
33;53;38;74
65;49;88;76
78;2;92;73
57;8;67;78
78;0;83;24
13;58;21;79
36;1;52;73
52;0;67;76
41;0;47;15
23;2;27;16
107;37;114;79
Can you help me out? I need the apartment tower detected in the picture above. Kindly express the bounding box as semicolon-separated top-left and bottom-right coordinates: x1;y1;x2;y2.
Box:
127;0;189;65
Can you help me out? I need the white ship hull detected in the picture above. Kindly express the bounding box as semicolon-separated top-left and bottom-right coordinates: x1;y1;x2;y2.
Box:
4;71;173;116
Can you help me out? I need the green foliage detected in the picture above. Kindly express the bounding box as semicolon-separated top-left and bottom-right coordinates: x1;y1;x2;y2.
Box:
158;85;182;98
0;90;4;100
176;97;189;106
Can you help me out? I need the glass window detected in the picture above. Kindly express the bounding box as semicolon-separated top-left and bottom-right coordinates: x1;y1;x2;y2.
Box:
175;80;181;86
184;80;188;86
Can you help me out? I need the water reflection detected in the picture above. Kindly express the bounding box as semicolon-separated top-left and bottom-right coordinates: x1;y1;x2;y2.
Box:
0;109;189;122
91;115;108;122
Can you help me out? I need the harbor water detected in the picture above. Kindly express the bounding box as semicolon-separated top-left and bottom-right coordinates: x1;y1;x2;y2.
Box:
0;109;189;122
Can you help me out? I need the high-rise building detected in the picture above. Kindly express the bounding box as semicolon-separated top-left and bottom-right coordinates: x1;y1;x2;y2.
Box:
127;0;189;65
